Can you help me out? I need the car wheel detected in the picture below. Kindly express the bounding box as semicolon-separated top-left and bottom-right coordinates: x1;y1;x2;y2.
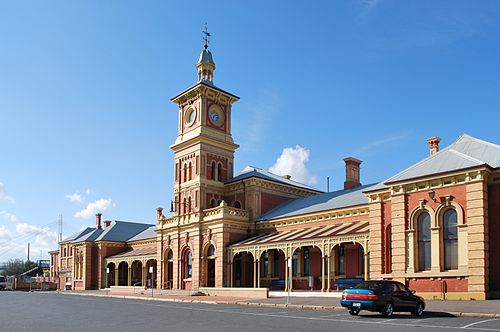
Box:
381;302;394;318
349;308;360;316
413;302;424;317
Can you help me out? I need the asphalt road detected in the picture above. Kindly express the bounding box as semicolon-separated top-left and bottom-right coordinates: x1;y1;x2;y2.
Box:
1;292;500;332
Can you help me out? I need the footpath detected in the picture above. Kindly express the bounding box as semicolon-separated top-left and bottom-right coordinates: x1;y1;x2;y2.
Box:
57;289;500;318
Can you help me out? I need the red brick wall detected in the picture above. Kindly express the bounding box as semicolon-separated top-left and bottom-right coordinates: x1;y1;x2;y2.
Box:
406;185;467;227
488;183;500;292
408;278;468;292
260;192;295;215
345;247;360;278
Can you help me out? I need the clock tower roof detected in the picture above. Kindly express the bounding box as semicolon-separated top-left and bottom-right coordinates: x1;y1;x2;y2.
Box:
197;48;215;66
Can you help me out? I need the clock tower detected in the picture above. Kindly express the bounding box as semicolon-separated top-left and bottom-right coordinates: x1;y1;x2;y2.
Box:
170;39;239;216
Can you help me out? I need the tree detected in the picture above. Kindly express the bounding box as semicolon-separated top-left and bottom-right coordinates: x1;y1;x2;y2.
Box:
3;259;37;276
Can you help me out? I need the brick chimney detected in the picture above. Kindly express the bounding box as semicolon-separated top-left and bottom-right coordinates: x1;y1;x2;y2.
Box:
104;220;112;228
95;213;102;230
427;136;441;156
343;157;362;190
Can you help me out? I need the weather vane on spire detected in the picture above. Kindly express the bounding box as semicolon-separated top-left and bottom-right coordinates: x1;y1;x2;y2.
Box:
202;23;211;49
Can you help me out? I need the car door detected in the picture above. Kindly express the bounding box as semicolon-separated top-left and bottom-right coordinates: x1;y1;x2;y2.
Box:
390;282;409;311
394;282;414;310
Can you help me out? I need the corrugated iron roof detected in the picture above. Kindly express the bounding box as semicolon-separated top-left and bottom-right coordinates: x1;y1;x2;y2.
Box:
226;165;322;192
256;183;377;222
128;226;157;242
231;220;369;247
69;221;154;244
385;134;500;184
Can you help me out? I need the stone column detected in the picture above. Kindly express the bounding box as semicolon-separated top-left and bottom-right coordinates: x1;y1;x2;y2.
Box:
406;230;415;273
114;267;119;286
368;199;383;279
431;227;441;272
391;193;407;283
142;265;146;288
466;180;489;300
230;261;233;287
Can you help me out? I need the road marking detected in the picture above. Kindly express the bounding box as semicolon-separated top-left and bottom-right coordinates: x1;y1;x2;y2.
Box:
55;294;500;332
462;319;498;329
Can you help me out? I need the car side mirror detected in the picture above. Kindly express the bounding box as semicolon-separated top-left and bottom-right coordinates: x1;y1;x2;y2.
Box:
410;290;416;295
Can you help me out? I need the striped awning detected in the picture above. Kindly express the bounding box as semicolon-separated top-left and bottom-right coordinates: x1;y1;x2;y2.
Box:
106;247;157;259
231;221;369;247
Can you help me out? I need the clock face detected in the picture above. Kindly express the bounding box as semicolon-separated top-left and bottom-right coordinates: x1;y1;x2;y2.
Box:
208;107;223;126
210;111;219;123
185;107;196;126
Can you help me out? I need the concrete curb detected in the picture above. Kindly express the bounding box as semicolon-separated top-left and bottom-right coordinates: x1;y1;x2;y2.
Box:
52;291;500;318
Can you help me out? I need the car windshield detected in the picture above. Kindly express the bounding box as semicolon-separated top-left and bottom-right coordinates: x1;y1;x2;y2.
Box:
0;276;5;282
354;281;386;291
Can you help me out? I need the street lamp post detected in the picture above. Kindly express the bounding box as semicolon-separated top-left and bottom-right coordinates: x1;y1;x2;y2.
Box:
149;265;154;297
106;267;109;296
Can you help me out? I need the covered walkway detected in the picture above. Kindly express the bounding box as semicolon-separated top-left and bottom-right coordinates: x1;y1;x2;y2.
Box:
228;220;370;292
105;248;158;288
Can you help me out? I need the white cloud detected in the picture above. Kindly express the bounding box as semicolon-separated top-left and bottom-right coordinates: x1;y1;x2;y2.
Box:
65;192;84;203
0;225;11;241
269;145;318;185
0;211;18;222
74;198;112;219
0;182;14;203
16;223;57;246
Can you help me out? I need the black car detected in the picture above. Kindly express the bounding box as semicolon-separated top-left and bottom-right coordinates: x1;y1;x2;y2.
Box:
340;280;425;317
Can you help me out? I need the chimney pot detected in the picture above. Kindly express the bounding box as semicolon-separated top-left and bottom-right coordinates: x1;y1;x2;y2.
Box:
427;136;441;156
104;220;112;227
343;157;362;190
95;213;102;230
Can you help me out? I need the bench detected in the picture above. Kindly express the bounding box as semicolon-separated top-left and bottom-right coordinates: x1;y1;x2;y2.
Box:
334;278;363;290
270;279;286;290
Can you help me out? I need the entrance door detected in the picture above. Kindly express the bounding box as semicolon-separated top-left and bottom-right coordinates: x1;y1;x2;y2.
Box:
207;259;215;287
167;261;173;289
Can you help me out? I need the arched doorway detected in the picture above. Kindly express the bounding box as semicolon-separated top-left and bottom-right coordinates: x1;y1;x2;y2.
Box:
145;259;157;288
233;252;254;287
163;249;174;289
259;249;285;290
131;261;143;286
118;262;128;286
106;263;115;287
181;248;192;290
291;246;323;290
330;242;365;289
205;244;216;287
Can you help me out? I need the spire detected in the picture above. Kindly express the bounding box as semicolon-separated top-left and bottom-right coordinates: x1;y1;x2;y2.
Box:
197;24;215;83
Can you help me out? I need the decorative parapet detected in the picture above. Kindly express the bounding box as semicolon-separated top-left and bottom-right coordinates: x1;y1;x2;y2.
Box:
156;201;249;230
203;201;249;222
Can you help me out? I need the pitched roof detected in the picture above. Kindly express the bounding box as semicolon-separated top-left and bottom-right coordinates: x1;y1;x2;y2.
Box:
256;183;377;222
385;134;500;184
66;221;154;244
106;247;157;259
128;225;157;242
226;166;322;192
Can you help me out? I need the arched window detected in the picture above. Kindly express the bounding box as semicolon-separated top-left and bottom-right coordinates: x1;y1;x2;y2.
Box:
207;245;216;257
167;250;173;261
233;201;241;209
183;198;186;214
443;209;458;270
262;251;268;277
188;162;192;181
211;161;216;180
187;197;192;213
183;164;187;182
217;163;222;181
186;251;192;278
417;212;431;271
210;199;216;208
303;248;310;276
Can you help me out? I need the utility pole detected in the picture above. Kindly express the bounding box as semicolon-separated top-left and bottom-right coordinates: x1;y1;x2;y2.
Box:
27;242;30;261
58;215;63;243
327;177;330;193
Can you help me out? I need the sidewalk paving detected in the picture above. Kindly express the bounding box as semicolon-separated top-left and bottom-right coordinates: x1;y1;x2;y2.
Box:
56;290;500;318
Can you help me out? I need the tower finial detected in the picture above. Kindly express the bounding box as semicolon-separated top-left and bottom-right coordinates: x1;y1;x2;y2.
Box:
202;23;211;49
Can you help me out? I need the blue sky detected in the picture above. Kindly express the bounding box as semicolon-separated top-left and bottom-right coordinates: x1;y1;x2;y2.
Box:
1;0;500;261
